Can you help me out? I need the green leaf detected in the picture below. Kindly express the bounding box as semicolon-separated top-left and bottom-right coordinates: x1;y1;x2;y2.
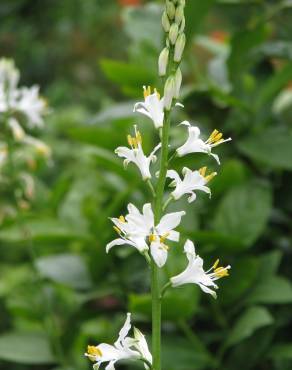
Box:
238;128;292;170
270;343;292;360
246;276;292;304
226;306;274;347
185;0;216;42
254;62;292;110
213;182;272;248
100;59;156;96
0;331;55;364
36;253;92;290
129;286;199;321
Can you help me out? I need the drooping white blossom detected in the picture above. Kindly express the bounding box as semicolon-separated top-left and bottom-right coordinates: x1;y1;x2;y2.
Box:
166;166;216;203
171;239;231;298
85;313;152;370
115;125;161;180
133;86;165;129
107;203;185;267
176;121;231;164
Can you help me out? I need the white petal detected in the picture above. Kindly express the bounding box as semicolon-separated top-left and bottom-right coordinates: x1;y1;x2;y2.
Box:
116;313;131;347
156;211;185;234
150;241;168;267
106;238;128;253
167;230;179;242
105;360;117;370
210;152;220;165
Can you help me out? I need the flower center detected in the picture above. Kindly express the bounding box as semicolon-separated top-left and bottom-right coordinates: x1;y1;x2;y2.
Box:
149;233;157;242
143;85;160;100
206;129;225;145
127;129;142;149
211;259;231;278
87;345;103;360
199;166;217;182
119;215;126;223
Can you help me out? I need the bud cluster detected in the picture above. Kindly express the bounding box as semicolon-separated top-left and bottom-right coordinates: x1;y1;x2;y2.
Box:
158;0;186;110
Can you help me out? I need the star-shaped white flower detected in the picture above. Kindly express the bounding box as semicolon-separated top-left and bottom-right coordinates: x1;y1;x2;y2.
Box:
166;166;217;203
85;313;152;370
17;86;47;128
107;203;185;267
176;121;231;164
171;239;231;298
115;125;161;181
133;86;165;129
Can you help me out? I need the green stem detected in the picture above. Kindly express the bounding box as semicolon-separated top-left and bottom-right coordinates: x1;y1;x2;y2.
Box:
151;110;171;370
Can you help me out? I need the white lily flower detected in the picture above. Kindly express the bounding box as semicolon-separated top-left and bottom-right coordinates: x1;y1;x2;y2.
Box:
126;203;185;267
17;86;47;128
115;125;161;180
166;166;217;203
107;203;185;267
171;239;231;298
85;313;152;370
133;86;165;129
176;121;231;164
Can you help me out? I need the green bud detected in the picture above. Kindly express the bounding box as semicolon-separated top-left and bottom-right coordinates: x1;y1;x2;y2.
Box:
164;75;176;110
166;1;176;20
169;23;179;45
174;67;182;99
162;11;170;32
175;5;184;25
158;47;169;77
174;33;186;62
179;17;185;33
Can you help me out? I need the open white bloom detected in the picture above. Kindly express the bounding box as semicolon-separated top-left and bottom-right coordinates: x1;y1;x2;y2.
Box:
171;239;231;298
133;86;165;129
126;203;185;267
17;86;47;128
85;313;152;370
176;121;231;164
107;203;185;267
166;166;217;203
115;125;161;180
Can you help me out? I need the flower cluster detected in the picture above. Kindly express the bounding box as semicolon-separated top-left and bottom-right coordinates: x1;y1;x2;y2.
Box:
0;58;50;217
86;1;232;369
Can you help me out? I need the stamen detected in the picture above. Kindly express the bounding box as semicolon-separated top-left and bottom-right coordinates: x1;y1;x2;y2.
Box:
199;166;207;177
160;243;169;251
149;234;157;242
206;129;225;145
119;215;126;223
127;135;133;147
160;232;170;243
214;266;230;278
87;345;103;358
113;226;121;235
212;259;220;269
154;88;161;100
205;171;217;183
143;85;151;99
199;167;217;183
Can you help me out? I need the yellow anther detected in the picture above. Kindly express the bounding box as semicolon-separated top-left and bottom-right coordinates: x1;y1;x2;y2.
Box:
207;129;225;144
127;134;133;146
119;215;126;223
136;131;142;145
143;85;151;99
199;166;216;183
212;259;220;269
154;88;161;100
199;166;207;177
149;234;157;242
113;226;121;235
160;243;169;251
160;232;170;244
87;345;102;361
214;267;229;278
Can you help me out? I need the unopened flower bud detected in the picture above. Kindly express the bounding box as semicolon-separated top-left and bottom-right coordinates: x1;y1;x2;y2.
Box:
174;67;182;99
158;47;169;77
180;17;185;33
166;1;176;20
162;11;170;32
164;76;176;110
174;33;186;62
175;5;184;25
169;23;179;45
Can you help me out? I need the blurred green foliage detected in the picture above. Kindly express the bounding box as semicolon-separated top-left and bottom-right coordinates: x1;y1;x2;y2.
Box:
1;0;292;369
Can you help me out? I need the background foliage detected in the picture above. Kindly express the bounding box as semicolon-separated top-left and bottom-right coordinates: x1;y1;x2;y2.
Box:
1;0;292;369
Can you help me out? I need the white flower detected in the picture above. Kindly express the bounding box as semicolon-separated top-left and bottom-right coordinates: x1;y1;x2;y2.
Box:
171;239;231;298
85;313;152;370
115;125;161;180
127;203;185;267
166;166;217;203
107;203;185;267
176;121;231;164
133;86;165;129
17;86;47;128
